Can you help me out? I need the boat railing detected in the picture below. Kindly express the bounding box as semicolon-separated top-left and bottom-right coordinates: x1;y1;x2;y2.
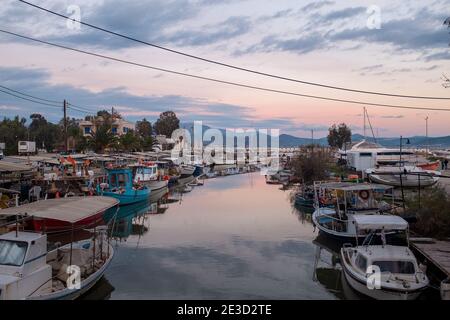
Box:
315;211;349;233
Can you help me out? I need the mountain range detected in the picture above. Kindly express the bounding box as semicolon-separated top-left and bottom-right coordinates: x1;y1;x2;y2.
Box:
179;123;450;148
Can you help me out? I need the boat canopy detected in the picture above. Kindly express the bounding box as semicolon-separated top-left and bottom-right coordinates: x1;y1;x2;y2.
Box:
317;182;393;191
0;161;32;173
353;214;408;231
0;197;118;223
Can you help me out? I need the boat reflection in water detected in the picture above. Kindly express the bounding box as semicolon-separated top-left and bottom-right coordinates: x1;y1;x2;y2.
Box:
312;234;368;300
79;277;115;300
104;187;170;241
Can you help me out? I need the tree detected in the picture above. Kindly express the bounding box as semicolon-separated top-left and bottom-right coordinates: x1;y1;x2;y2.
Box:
154;111;179;137
327;123;351;149
0;116;27;155
119;131;141;152
290;149;332;184
136;118;152;138
87;123;116;153
28;114;61;152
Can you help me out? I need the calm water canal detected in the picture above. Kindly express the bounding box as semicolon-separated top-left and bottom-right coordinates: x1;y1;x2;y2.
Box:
82;172;434;300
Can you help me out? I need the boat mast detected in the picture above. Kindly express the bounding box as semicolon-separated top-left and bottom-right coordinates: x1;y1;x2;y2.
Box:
363;107;366;140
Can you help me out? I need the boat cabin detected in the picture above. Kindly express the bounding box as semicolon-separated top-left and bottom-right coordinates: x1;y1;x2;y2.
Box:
0;231;51;299
130;163;159;183
314;182;393;214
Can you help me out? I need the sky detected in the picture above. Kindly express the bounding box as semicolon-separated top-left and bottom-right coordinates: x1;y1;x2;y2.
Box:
1;0;450;138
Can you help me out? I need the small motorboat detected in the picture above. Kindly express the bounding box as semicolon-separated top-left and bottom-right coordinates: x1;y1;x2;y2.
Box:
0;196;118;233
97;167;150;205
340;215;429;300
366;166;439;188
0;228;114;300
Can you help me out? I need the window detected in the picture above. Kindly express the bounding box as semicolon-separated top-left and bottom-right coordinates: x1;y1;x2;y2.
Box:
112;127;118;134
359;153;372;157
355;254;367;271
117;173;128;186
123;127;129;133
0;240;28;266
372;260;415;274
109;173;117;186
84;127;91;134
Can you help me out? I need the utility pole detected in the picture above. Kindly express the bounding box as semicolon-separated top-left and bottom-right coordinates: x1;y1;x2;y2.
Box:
63;99;68;153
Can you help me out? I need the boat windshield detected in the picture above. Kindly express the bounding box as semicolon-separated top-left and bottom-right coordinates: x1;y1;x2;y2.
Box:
0;240;28;267
372;260;415;274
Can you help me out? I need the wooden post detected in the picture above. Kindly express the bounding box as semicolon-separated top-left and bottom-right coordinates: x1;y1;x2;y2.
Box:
69;224;74;267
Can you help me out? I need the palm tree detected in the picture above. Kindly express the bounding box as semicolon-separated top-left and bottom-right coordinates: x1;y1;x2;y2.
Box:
87;123;116;153
119;131;141;152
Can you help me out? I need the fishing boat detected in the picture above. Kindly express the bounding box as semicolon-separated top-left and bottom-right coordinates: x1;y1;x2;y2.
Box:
312;182;395;241
130;162;169;192
294;186;315;208
0;226;114;300
97;167;150;205
179;164;195;177
0;197;118;233
366;166;439;188
340;215;429;300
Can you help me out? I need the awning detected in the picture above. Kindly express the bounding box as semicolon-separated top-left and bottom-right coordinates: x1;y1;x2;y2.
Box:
353;214;408;231
0;161;32;173
318;182;393;191
0;196;118;223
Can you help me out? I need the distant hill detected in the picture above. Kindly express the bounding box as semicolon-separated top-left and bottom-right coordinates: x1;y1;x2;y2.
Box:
179;123;450;148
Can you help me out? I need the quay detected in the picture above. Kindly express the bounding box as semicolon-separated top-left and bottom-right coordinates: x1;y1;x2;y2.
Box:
411;239;450;279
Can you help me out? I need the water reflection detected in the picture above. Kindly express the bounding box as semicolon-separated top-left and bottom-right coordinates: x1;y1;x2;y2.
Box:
100;173;338;299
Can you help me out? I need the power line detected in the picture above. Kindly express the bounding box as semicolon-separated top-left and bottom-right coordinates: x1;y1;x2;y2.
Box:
0;84;60;104
0;84;95;116
0;88;61;108
17;0;450;101
2;29;450;113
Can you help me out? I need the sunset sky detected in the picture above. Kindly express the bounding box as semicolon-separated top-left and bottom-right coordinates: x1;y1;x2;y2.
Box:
1;0;450;138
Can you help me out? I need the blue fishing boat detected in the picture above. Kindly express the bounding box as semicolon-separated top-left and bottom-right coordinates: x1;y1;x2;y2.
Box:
97;167;150;205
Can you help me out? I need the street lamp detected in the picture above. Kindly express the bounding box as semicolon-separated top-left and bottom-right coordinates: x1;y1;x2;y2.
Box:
399;136;410;210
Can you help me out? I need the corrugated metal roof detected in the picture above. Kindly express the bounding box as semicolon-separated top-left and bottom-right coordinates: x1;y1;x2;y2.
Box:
0;161;32;172
0;196;118;223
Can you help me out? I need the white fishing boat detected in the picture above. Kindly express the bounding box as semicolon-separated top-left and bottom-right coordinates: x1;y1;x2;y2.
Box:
131;162;169;192
312;182;394;241
0;227;114;300
179;164;195;177
340;215;429;300
366;166;439;188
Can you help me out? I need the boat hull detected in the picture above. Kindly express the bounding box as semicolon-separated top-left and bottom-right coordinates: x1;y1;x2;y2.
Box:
99;190;150;205
27;245;114;300
341;258;423;300
144;179;169;191
28;210;106;233
180;165;195;177
368;173;438;187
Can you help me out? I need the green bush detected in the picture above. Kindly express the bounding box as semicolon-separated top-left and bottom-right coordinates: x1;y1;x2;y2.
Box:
405;186;450;239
